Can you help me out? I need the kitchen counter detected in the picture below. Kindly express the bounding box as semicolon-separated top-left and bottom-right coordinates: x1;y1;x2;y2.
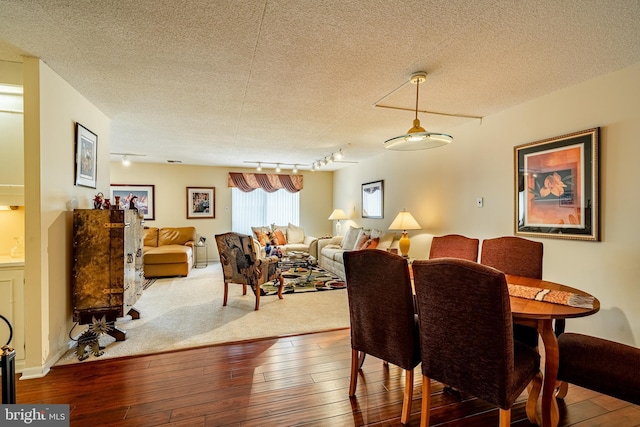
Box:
0;255;24;267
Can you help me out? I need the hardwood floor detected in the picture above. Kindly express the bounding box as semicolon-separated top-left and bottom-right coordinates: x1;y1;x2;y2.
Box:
14;329;640;426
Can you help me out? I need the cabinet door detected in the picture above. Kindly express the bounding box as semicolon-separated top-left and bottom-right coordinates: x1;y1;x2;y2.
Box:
0;268;25;362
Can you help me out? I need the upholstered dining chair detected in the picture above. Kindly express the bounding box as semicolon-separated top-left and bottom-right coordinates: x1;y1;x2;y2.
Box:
480;236;546;348
343;249;420;425
429;234;479;261
215;232;284;311
412;258;542;427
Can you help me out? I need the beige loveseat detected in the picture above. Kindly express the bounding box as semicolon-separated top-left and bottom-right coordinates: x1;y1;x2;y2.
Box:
251;223;319;258
143;227;196;278
318;226;400;279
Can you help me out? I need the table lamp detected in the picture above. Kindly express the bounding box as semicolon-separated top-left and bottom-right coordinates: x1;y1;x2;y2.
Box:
328;208;348;235
388;209;422;257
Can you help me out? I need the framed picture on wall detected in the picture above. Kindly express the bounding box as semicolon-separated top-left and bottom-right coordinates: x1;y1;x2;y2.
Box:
74;123;98;188
110;184;155;220
187;187;215;219
514;128;599;241
362;180;384;218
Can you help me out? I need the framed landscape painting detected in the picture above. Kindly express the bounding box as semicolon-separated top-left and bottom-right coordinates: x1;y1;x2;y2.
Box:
514;128;599;241
187;187;215;219
74;123;97;188
110;184;155;220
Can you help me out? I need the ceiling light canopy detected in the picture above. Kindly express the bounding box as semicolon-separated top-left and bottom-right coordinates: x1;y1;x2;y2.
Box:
383;72;453;151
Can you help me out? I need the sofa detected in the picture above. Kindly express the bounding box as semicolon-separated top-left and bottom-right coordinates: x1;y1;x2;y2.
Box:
251;223;319;258
143;227;196;277
318;226;400;279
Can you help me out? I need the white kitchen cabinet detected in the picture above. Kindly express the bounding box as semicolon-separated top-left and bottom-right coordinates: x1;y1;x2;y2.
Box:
0;259;25;370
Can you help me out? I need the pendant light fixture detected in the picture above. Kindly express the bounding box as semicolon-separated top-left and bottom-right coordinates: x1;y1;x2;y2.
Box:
383;72;453;151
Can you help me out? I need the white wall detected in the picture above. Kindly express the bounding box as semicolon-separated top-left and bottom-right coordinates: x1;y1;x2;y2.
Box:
110;162;334;260
335;63;640;346
22;58;111;377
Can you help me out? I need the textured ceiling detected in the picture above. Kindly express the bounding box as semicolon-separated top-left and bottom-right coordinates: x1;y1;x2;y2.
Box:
1;0;639;171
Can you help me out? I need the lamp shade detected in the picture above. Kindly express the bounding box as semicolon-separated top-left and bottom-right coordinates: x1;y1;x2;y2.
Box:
388;210;421;231
328;209;348;221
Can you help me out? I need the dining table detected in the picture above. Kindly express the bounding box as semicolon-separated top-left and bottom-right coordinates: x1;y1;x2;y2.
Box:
506;275;600;427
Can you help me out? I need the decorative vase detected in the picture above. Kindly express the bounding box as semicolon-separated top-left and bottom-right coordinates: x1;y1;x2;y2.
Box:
103;198;111;210
10;237;24;258
265;243;271;255
93;192;104;209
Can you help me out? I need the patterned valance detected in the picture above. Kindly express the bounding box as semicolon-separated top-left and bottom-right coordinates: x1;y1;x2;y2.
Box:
228;173;304;193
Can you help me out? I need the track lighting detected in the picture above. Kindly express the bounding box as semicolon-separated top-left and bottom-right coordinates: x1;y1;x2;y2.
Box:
122;155;131;166
275;163;281;173
256;162;262;171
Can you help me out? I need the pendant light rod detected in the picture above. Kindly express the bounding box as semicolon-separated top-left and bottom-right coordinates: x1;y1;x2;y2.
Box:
383;71;454;151
373;71;482;121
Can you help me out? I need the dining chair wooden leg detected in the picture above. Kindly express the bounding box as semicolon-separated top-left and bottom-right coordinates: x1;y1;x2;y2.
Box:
276;276;285;299
254;286;260;310
242;284;247;295
556;380;569;399
358;351;366;369
526;371;543;425
498;408;511;427
349;349;359;396
401;369;414;424
223;282;229;306
420;375;431;427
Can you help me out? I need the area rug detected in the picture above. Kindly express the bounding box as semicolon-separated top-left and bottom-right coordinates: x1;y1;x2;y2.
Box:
55;263;350;366
260;264;346;295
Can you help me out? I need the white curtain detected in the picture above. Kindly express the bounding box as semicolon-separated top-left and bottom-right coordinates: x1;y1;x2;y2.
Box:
231;188;300;235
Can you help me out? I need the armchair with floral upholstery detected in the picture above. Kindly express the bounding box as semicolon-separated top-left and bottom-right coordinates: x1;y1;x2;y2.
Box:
215;232;284;310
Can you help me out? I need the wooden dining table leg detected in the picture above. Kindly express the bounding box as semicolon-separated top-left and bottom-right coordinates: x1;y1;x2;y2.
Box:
538;319;560;427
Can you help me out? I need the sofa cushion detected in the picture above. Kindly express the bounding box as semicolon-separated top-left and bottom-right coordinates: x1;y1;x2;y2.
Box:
273;229;287;245
287;223;305;244
158;227;196;246
145;245;192;264
144;227;159;247
341;226;362;250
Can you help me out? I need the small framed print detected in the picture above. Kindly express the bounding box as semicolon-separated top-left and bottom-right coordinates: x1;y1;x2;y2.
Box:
362;180;384;218
187;187;215;219
74;123;98;188
514;128;599;241
110;184;156;220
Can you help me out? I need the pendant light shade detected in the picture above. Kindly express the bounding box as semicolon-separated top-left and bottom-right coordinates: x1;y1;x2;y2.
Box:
383;72;453;151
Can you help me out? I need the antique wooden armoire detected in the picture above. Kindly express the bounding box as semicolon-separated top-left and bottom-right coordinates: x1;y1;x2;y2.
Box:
72;209;144;340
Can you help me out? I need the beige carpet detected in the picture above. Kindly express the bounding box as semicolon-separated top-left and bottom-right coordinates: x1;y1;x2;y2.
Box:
56;263;350;365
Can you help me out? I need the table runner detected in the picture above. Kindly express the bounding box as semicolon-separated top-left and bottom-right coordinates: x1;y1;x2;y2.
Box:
508;283;594;309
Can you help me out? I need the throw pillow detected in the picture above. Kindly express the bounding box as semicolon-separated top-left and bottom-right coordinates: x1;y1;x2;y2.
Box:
376;232;396;251
287;223;305;244
255;230;269;246
354;230;371;250
273;229;287;245
361;237;380;249
251;226;269;245
328;236;343;245
341;226;362;250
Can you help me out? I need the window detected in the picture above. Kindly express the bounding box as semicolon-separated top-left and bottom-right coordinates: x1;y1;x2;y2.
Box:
232;188;300;235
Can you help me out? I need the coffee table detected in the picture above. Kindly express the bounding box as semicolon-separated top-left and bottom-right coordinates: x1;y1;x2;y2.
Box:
278;252;317;285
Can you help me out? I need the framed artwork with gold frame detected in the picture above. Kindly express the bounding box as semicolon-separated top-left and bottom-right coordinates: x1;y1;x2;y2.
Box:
514;128;599;241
